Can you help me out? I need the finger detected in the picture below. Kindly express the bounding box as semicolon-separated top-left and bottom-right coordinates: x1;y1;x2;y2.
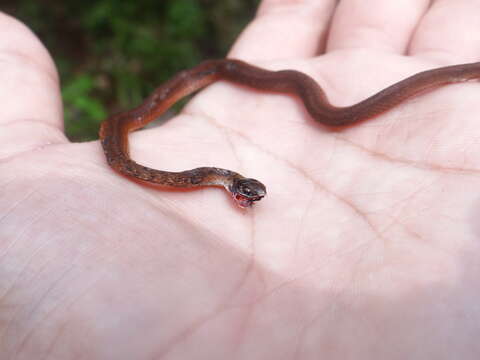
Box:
328;0;430;53
410;0;480;63
0;12;65;159
229;0;338;61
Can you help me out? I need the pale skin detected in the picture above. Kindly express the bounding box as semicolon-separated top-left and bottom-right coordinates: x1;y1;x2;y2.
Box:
1;0;480;358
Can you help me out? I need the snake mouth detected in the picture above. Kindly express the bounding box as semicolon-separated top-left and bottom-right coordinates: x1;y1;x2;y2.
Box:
233;193;265;208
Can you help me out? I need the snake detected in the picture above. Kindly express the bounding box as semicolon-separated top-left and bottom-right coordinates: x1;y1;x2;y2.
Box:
99;59;480;208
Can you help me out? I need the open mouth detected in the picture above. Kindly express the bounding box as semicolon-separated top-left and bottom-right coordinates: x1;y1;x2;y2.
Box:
233;194;264;208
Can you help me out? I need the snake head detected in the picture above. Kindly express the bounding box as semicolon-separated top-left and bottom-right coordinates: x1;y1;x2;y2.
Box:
229;178;266;208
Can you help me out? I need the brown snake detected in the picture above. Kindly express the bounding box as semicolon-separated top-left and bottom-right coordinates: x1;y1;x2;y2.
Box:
99;59;480;207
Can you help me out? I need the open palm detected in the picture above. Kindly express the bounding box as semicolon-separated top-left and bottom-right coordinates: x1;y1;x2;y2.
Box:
2;1;480;359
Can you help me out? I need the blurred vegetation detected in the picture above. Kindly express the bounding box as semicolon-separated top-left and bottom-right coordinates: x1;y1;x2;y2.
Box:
4;0;260;141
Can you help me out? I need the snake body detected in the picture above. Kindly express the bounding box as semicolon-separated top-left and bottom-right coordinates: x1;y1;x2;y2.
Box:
100;59;480;207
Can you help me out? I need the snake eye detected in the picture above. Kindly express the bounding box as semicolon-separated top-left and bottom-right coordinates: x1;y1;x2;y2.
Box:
241;186;252;196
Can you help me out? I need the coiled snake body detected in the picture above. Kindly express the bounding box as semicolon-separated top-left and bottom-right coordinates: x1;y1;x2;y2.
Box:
100;59;480;207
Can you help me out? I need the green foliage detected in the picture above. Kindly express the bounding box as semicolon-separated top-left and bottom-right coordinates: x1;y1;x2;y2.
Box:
62;74;107;140
5;0;259;140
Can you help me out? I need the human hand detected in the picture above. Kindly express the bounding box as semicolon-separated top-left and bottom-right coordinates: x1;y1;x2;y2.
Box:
2;1;480;358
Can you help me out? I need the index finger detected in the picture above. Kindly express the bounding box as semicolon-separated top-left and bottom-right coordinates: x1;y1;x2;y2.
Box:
229;0;338;61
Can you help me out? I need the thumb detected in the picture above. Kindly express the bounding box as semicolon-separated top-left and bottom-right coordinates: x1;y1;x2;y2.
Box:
0;12;66;161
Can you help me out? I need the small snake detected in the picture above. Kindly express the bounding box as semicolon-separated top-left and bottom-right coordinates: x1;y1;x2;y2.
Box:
99;59;480;207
